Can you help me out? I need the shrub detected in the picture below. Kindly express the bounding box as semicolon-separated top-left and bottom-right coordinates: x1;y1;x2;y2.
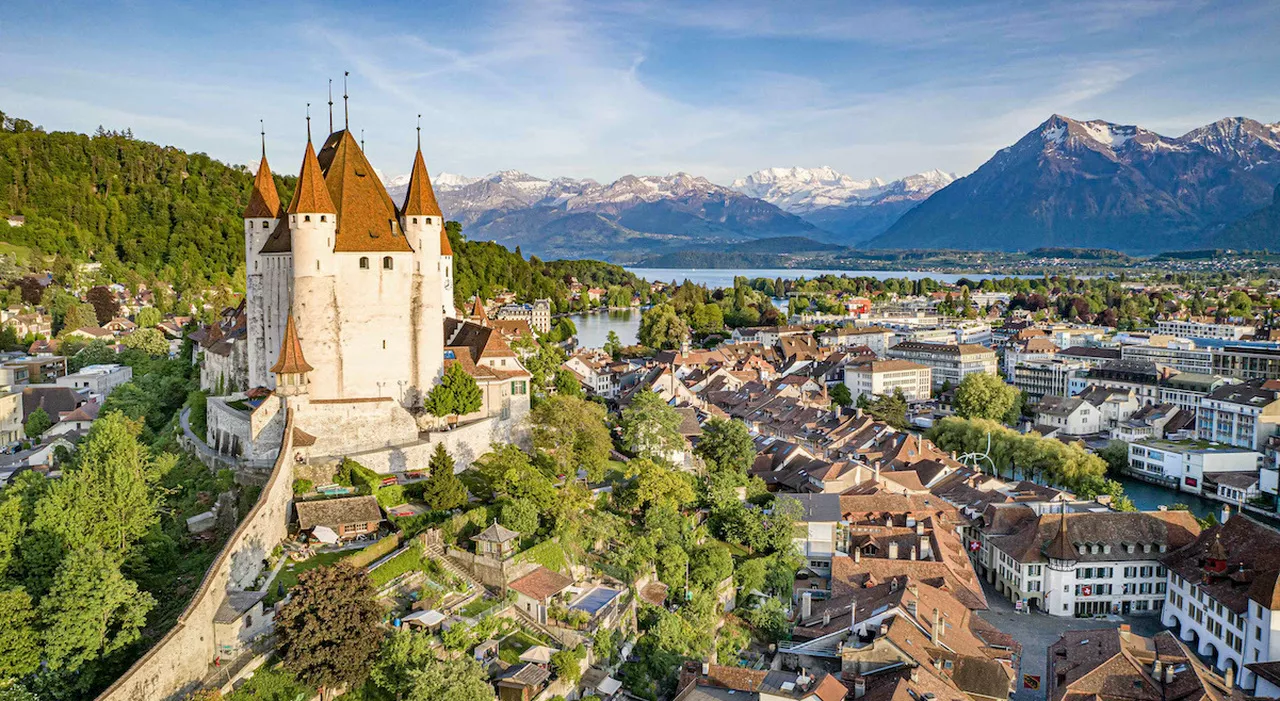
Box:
346;533;402;569
368;542;426;589
376;484;406;509
292;478;315;496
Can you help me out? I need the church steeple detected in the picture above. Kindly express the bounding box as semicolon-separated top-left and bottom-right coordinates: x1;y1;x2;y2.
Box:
286;136;335;215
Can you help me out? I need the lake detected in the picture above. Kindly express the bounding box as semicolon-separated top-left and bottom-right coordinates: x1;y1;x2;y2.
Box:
570;309;641;349
626;267;1040;288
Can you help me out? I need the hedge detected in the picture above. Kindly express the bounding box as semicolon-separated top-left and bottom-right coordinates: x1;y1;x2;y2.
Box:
376;484;406;509
348;532;402;569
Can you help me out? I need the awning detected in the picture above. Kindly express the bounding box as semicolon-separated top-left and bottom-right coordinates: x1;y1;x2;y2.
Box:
311;525;339;544
401;609;446;627
519;645;556;664
597;677;622;696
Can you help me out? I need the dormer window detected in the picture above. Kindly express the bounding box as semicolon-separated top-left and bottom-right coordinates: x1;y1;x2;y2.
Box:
383;256;394;270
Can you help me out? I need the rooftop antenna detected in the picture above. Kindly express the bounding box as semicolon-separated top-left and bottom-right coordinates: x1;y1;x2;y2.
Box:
343;71;349;129
416;113;422;151
259;119;265;159
305;103;311;142
328;78;334;133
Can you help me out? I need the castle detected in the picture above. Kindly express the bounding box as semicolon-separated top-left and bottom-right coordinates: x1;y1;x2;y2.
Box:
200;119;528;471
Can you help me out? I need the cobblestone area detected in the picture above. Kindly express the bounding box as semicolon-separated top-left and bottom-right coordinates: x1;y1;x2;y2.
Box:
976;579;1167;701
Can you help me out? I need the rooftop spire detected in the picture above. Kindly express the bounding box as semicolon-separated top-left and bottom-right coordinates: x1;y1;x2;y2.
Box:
305;102;312;143
328;78;334;134
244;122;280;219
343;71;349;129
360;128;365;151
286;129;336;215
260;119;266;159
417;113;422;150
271;313;314;375
401;135;443;218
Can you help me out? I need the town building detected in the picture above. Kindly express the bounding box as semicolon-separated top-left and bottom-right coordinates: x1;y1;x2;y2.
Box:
842;360;932;403
1121;338;1215;375
1010;356;1087;403
1046;627;1240;701
496;299;552;334
54;363;133;399
886;341;997;389
1197;380;1280;452
1162;511;1280;687
817;326;894;357
1214;345;1280;382
1127;439;1261;495
1157;319;1255;341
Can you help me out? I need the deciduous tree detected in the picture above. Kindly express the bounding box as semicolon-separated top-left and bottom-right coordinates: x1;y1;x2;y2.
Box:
952;372;1019;423
531;395;611;482
276;562;384;693
694;417;754;477
0;587;39;683
621;390;684;464
368;630;493;701
23;407;50;438
39;545;155;672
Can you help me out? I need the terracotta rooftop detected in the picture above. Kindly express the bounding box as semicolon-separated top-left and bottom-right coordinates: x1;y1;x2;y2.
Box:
270;314;313;375
243;155;281;219
316;130;412;253
400;147;443;217
286;137;336;215
508;565;573;601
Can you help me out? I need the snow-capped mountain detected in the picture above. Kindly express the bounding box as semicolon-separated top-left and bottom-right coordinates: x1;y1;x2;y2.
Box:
730;166;953;214
866;113;1280;253
381;169;818;261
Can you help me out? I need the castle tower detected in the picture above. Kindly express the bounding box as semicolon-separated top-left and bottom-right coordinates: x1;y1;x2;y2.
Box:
271;313;312;399
400;139;446;400
285;131;341;399
1042;503;1078;616
243;145;281;390
440;227;455;318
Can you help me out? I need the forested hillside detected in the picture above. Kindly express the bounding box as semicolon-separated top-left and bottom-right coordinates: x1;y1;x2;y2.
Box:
0;110;291;294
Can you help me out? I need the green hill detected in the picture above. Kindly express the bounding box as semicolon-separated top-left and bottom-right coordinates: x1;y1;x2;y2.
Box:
0;110;293;292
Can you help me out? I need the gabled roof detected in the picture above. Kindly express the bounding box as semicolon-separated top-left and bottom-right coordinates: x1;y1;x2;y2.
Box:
400;148;443;217
286;138;336;215
294;495;382;530
316;130;412;253
243;155;281;218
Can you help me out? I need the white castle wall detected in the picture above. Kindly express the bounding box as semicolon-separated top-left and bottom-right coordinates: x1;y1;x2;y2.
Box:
331;250;416;400
294;396;419;456
260;253;293;391
320;412;528;474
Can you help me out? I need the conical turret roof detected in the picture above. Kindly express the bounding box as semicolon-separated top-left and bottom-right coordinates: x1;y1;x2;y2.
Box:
1207;531;1228;561
471;296;486;318
286;139;336;215
440;228;453;256
244;155;281;218
401;148;443;218
271;314;314;375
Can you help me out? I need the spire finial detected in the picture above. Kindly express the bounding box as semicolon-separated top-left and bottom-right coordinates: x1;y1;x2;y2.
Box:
305;103;311;143
360;129;365;151
328;78;334;133
343;71;349;129
259;119;266;159
417;113;422;151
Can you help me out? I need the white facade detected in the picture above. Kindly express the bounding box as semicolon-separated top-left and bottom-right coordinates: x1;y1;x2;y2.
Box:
1128;439;1261;494
842;361;932;403
886;341;998;389
1158;319;1255;341
55;363;132;399
1011;357;1086;402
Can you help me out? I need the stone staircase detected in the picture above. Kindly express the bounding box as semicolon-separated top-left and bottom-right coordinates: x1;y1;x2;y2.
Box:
421;539;491;597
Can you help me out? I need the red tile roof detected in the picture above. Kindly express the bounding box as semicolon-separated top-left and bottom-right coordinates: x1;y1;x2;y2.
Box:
400;148;443;217
286;138;336;215
508;566;573;601
243;155;281;218
270;314;313;375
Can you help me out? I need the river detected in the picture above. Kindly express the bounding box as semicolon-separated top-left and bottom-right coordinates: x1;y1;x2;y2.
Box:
1117;475;1220;521
626;267;1041;288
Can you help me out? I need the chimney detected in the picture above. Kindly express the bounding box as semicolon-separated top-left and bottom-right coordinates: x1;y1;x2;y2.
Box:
889;541;900;560
1225;665;1235;689
916;521;925;536
823;611;831;626
1222;504;1232;523
932;608;941;645
1119;624;1130;634
880;623;889;636
1165;665;1174;684
910;667;919;683
1152;660;1162;679
854;677;867;699
910;545;918;561
802;592;813;620
854;547;862;563
798;669;811;688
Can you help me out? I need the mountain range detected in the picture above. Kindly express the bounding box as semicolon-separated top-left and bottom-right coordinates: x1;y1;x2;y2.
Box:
387;114;1280;261
867;115;1280;252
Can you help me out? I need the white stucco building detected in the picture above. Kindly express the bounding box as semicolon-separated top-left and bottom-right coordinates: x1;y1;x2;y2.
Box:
842;360;932;403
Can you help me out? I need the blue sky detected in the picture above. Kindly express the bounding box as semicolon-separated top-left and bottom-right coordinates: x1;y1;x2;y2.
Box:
3;0;1280;184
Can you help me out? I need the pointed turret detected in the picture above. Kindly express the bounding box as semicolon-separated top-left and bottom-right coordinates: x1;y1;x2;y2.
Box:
470;296;486;319
244;155;281;218
440;228;453;256
401;148;443;218
287;139;336;215
271;313;314;376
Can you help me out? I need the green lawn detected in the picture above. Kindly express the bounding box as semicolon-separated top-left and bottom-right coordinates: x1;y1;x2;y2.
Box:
500;630;544;655
264;550;350;604
460;595;501;618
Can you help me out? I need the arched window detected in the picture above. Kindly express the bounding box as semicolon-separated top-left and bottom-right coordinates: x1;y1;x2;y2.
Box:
320;215;327;222
383;256;393;270
412;217;418;224
304;215;311;222
359;257;369;269
263;221;270;228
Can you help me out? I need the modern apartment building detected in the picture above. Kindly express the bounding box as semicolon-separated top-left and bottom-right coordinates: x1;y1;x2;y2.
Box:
1215;345;1280;382
1127;438;1261;494
1197;380;1280;451
886;341;997;389
1121;340;1215;375
842;360;932;403
1157;319;1255;341
1010;356;1086;402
